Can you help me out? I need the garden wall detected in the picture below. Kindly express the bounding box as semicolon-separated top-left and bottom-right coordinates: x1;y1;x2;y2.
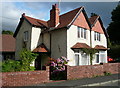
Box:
67;63;120;80
2;66;49;87
2;63;120;86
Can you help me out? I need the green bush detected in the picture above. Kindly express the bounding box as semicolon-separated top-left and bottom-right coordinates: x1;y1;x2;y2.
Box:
2;59;21;72
19;48;38;71
2;49;38;72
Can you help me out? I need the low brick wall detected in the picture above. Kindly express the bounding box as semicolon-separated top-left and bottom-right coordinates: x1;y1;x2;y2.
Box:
67;63;120;80
2;66;49;86
2;63;120;86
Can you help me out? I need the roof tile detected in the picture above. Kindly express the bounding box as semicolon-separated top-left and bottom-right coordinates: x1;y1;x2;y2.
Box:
0;34;15;52
71;42;91;49
32;43;49;52
94;45;107;50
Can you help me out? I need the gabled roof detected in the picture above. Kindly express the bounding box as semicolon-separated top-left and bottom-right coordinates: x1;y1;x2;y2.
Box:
89;16;99;26
24;15;48;27
71;42;91;49
0;34;16;52
32;43;49;53
94;45;108;50
89;15;109;37
14;6;91;37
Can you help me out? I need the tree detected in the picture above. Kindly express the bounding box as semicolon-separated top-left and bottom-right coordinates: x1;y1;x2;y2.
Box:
107;3;120;44
2;30;14;35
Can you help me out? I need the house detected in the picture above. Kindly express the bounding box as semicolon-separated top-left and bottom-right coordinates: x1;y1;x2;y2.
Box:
0;34;16;60
14;4;108;69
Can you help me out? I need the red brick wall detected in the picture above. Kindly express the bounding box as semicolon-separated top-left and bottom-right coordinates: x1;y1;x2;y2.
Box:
67;63;120;80
2;66;50;86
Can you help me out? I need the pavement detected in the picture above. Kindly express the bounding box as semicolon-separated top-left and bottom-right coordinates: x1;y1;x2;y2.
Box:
33;74;120;88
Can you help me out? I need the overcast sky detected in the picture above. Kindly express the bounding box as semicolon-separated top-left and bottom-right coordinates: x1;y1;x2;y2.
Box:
1;1;119;32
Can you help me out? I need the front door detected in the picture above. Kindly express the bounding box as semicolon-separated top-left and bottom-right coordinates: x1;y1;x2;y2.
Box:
35;55;41;70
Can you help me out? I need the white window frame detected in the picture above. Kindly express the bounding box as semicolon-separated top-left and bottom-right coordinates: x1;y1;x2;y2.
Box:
74;50;89;66
78;27;87;39
94;31;100;41
95;51;106;64
24;31;28;41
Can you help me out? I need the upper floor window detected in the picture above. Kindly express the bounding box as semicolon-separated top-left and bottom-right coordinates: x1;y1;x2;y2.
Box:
78;27;86;39
24;31;28;41
94;31;100;41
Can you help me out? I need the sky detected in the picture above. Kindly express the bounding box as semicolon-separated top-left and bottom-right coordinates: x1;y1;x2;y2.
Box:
0;1;119;32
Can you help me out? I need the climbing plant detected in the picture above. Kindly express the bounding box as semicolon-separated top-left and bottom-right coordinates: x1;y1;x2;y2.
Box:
81;48;98;65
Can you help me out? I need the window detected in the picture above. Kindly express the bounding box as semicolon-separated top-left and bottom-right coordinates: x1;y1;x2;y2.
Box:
95;51;106;63
24;31;28;41
78;27;86;39
75;54;79;66
94;31;100;41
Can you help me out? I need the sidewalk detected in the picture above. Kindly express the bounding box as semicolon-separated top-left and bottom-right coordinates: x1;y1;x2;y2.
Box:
33;74;120;87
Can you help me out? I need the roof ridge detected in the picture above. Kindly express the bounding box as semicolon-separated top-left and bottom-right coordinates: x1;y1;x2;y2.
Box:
24;15;47;22
60;6;83;17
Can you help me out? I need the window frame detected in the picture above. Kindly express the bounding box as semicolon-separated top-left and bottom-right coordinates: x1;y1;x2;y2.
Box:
94;31;100;41
24;31;28;41
78;27;87;39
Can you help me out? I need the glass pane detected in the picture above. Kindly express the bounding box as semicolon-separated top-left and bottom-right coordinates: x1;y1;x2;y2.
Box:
94;32;96;40
81;53;88;65
84;29;86;39
81;28;83;38
75;54;79;66
96;54;99;63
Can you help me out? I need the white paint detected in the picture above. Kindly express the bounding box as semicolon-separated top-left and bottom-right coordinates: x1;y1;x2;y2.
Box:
67;25;90;66
31;27;41;51
91;31;107;48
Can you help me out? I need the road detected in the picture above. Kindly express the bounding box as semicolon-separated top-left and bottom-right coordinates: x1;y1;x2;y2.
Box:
33;74;120;88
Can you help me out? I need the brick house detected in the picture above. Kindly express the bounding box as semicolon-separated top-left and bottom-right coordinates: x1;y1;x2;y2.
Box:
14;4;108;69
0;34;16;60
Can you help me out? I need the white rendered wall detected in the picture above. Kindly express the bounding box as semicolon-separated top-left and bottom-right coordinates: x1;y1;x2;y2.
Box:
91;31;107;48
31;27;41;51
67;25;91;66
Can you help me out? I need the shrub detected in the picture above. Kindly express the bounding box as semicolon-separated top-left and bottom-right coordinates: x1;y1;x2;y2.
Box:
2;49;38;72
2;59;21;72
19;48;38;71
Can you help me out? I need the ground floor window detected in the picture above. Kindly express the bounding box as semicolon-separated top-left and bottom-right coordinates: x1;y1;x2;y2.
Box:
95;51;106;63
74;51;89;66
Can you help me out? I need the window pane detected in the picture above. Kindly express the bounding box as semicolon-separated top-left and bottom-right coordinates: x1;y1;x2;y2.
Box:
94;32;96;40
75;54;79;66
99;33;100;41
84;29;86;39
24;31;28;41
81;28;83;38
96;54;99;63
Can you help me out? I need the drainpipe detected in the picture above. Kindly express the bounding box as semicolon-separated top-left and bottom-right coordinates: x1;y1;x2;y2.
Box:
50;32;52;57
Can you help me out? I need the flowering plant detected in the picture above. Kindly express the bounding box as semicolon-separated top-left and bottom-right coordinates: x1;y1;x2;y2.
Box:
49;56;69;80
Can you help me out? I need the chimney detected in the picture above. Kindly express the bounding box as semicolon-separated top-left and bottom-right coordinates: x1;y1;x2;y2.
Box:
50;4;60;27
